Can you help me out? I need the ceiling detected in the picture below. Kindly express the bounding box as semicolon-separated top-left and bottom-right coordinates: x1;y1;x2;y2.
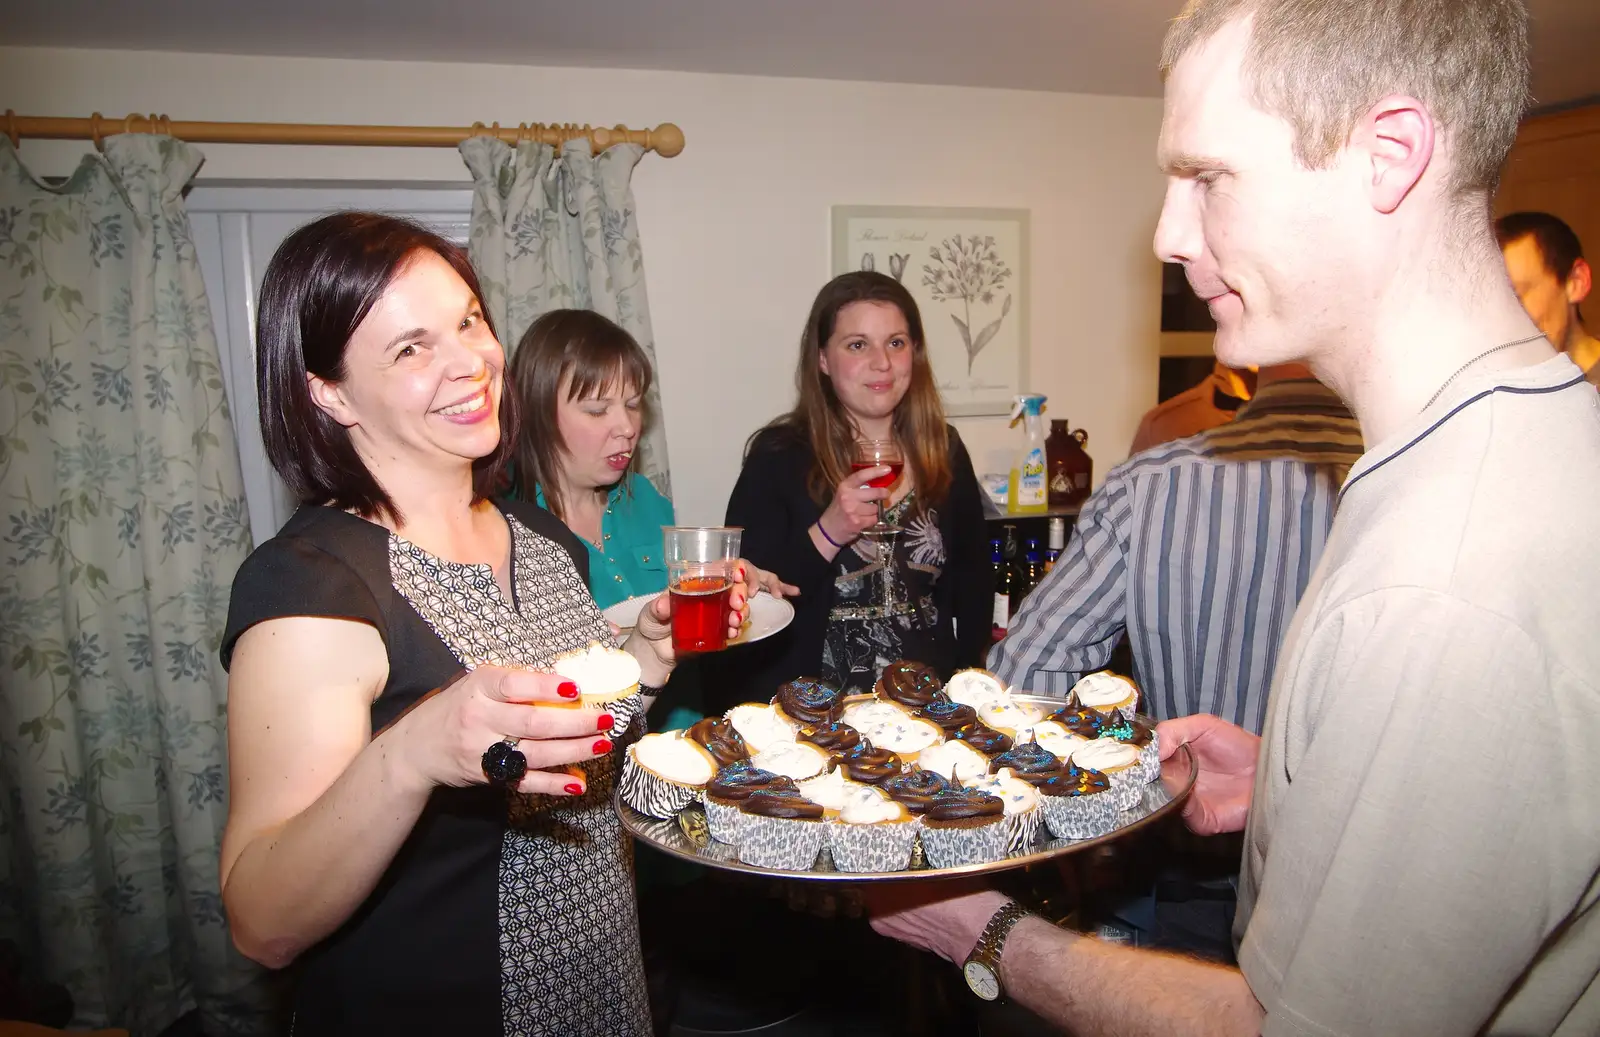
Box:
8;0;1598;110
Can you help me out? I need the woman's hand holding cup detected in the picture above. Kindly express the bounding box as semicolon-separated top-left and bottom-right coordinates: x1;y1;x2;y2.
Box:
820;466;891;544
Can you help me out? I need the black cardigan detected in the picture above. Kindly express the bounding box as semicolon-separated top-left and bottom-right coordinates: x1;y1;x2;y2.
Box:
704;424;993;712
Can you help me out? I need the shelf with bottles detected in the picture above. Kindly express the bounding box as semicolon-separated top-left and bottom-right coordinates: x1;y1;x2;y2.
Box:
983;505;1081;521
988;517;1070;644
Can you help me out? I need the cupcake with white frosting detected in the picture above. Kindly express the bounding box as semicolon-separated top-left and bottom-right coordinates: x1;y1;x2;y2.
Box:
855;714;942;763
1096;713;1161;784
1070;671;1140;722
944;669;1010;712
828;785;920;873
962;767;1043;854
915;739;992;783
750;740;832;782
618;731;717;818
840;696;912;732
1068;739;1144;811
976;698;1047;738
1014;720;1089;761
551;641;641;708
724;702;799;753
796;766;864;815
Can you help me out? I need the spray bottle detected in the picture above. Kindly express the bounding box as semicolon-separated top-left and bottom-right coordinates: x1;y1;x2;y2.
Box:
1007;393;1049;515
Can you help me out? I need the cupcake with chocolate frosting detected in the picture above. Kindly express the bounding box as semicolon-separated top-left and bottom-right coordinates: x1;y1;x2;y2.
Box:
1096;713;1160;784
916;699;978;735
1036;762;1119;840
989;741;1065;787
772;676;845;728
950;722;1014;756
836;739;903;784
798;721;863;757
1050;704;1109;739
618;731;718;819
737;787;828;870
880;769;953;815
686;716;750;768
875;660;947;710
829;785;920;873
703;762;796;842
962;767;1043;854
919;786;1011;868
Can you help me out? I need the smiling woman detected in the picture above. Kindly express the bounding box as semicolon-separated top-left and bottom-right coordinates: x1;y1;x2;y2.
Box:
218;213;751;1036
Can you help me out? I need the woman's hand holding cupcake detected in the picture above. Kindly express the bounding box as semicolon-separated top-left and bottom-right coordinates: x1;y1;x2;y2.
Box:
391;665;617;797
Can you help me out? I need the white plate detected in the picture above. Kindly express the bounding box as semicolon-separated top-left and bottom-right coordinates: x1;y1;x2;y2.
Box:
602;590;795;647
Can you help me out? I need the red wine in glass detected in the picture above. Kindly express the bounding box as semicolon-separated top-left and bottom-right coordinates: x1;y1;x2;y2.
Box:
669;575;734;653
851;460;904;489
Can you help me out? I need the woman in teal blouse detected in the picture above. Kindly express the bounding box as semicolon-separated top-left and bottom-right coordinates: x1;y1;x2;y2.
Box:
508;310;793;730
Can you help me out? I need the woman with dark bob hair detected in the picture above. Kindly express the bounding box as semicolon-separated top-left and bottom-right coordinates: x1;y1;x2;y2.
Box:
218;212;749;1036
718;270;990;705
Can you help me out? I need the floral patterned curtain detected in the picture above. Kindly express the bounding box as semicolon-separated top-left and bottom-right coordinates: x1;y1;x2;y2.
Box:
460;137;671;495
0;137;269;1034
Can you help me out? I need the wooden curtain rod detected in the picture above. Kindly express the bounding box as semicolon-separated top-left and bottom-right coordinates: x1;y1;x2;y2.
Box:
1;110;685;157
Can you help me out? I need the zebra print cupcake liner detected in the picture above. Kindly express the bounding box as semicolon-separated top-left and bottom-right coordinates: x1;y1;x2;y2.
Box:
1041;789;1121;841
618;744;702;819
829;818;922;873
738;814;828;870
920;819;1012;869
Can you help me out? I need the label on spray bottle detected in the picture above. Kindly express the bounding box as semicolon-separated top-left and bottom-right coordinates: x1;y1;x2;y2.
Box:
1017;448;1046;508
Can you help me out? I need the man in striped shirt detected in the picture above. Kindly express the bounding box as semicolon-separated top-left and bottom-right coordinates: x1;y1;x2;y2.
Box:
990;363;1362;733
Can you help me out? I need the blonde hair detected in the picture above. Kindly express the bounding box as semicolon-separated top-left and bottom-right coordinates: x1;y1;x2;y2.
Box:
1160;0;1529;196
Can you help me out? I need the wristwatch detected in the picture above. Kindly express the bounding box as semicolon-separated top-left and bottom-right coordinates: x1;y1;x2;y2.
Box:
962;900;1032;1001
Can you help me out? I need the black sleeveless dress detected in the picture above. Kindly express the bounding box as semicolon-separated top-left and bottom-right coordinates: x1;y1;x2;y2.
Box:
221;501;651;1036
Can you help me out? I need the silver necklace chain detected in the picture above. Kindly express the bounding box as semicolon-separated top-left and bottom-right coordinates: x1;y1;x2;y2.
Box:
1423;333;1546;411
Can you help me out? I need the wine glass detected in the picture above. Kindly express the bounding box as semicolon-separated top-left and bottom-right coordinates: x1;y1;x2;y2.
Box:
850;439;903;535
851;439;904;614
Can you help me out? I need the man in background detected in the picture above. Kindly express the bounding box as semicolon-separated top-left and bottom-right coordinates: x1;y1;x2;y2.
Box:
1497;211;1598;385
1129;360;1254;452
994;363;1360;734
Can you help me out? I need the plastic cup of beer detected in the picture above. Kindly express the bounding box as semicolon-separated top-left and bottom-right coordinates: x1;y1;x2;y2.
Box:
663;526;742;654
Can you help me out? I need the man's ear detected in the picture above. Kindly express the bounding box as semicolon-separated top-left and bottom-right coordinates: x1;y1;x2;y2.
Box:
1566;257;1593;307
1353;94;1435;215
307;372;358;428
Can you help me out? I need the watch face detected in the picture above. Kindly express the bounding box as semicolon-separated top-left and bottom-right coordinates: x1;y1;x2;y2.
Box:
963;960;1000;1001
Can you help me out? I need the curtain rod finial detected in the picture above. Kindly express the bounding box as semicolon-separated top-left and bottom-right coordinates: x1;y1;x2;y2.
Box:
651;122;685;158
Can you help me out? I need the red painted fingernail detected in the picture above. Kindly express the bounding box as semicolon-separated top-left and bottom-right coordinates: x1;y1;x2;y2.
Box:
593;738;613;755
596;713;615;731
558;681;579;699
564;782;584;796
737;565;747;581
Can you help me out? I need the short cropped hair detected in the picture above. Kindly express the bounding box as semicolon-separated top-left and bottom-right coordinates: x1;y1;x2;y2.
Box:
1495;211;1586;280
1160;0;1529;195
255;211;517;524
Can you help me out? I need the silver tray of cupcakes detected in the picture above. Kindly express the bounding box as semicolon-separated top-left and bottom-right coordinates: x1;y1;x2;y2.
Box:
615;664;1197;882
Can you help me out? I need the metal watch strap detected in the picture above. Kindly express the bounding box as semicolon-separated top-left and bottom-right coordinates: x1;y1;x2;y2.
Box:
968;900;1031;990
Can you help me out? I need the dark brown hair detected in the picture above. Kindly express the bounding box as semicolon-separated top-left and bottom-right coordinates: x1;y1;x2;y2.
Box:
255;211;517;525
756;271;951;510
507;309;654;522
1496;211;1586;281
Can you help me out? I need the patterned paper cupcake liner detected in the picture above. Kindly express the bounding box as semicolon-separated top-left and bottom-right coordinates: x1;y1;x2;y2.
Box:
1041;790;1121;841
920;819;1012;869
618;744;703;819
703;797;752;843
737;814;828;871
1129;737;1161;785
1104;770;1143;812
999;809;1043;856
829;818;922;873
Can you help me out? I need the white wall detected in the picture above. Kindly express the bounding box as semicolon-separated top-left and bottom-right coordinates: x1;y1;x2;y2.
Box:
1;47;1166;524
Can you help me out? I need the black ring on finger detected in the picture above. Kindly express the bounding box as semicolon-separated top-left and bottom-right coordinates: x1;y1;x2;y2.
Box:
481;737;528;787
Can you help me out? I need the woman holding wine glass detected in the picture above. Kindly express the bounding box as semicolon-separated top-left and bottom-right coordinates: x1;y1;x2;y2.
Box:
717;270;991;705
